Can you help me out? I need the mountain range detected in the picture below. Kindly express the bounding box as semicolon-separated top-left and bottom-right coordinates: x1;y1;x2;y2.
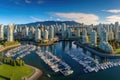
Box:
18;21;81;26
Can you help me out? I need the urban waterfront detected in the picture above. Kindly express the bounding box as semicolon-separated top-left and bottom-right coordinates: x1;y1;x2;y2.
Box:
1;0;120;80
1;41;120;80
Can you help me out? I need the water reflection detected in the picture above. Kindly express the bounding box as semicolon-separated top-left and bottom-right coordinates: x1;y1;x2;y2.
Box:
1;41;120;80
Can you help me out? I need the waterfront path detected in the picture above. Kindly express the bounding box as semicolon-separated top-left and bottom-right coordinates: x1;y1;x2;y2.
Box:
0;43;43;80
0;44;21;53
74;42;120;59
23;65;42;80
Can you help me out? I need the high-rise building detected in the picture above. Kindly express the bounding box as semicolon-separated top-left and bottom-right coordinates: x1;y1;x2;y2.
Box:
97;23;103;36
21;26;25;38
18;27;22;32
25;26;29;37
101;28;108;42
7;24;14;42
54;24;59;35
68;28;72;38
49;26;54;39
105;25;110;33
62;23;66;39
118;31;120;42
108;25;114;40
82;28;88;43
14;26;18;35
35;27;41;41
14;27;17;36
88;25;93;34
29;27;35;39
76;28;80;37
115;22;119;40
41;27;44;37
28;29;33;39
90;30;97;46
31;27;35;34
0;24;4;40
98;28;113;53
44;30;48;40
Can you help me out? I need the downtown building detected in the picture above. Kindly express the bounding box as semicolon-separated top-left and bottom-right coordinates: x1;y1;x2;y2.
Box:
35;27;41;42
89;30;97;46
82;28;88;43
0;24;4;40
98;28;113;53
7;24;14;42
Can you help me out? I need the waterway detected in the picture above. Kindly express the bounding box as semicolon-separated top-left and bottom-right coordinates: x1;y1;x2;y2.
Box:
1;41;120;80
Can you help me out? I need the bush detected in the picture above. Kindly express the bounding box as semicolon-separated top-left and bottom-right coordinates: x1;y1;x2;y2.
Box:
0;57;25;66
3;41;20;47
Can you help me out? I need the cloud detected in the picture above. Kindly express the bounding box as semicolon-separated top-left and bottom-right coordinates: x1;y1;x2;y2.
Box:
50;16;53;19
10;0;44;5
105;15;120;23
103;9;120;13
15;1;20;5
30;16;42;22
25;0;31;3
37;0;44;4
54;12;99;25
56;18;61;21
10;0;21;5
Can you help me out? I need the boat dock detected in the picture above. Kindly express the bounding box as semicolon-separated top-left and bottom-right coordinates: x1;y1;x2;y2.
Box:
36;50;73;76
5;44;36;59
66;48;120;73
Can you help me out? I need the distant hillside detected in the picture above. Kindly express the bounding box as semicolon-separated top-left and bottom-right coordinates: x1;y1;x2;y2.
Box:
18;21;81;26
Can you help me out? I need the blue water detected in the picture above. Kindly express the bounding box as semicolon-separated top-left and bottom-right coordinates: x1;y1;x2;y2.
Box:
2;41;120;80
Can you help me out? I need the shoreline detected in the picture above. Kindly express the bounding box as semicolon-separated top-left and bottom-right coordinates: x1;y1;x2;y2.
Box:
74;41;120;59
0;43;43;80
23;64;43;80
0;44;21;53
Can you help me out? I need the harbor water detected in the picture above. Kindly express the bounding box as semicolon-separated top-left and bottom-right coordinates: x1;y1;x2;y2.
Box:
1;41;120;80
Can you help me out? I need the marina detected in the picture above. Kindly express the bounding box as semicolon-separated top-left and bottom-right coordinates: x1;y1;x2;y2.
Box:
5;44;36;59
1;41;120;80
66;47;120;73
36;50;73;76
1;0;120;80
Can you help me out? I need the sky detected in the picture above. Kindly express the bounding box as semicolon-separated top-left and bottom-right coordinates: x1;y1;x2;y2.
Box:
0;0;120;25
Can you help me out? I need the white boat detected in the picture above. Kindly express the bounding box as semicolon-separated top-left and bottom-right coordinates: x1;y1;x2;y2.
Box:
36;51;73;76
47;74;51;78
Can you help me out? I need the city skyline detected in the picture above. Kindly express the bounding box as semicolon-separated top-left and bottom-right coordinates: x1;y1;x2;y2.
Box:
0;0;120;25
1;1;120;80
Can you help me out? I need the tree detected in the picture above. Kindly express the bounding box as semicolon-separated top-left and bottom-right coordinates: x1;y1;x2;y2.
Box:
22;61;25;66
6;57;11;64
3;58;7;63
0;57;3;61
10;59;13;65
19;60;23;66
15;59;20;66
13;60;16;66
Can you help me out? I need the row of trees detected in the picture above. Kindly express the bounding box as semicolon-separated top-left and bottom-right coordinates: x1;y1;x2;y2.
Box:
0;57;24;66
109;40;120;50
3;41;19;47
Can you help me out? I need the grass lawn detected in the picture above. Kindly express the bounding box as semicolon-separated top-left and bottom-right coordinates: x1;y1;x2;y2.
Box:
116;48;120;54
0;64;34;80
0;77;6;80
